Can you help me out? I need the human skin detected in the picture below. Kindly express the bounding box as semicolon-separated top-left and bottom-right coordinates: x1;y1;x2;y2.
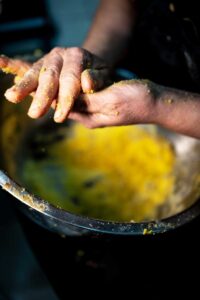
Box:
1;55;200;138
1;0;200;138
0;0;136;123
69;80;200;139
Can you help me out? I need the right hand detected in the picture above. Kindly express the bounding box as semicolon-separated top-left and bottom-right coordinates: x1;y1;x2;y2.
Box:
0;47;110;122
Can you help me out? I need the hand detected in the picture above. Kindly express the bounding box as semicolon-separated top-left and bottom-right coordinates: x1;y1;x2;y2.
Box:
0;54;31;78
72;79;200;139
0;48;110;122
69;80;155;128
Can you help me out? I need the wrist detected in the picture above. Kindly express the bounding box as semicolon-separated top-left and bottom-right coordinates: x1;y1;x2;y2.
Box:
129;80;158;124
150;83;178;127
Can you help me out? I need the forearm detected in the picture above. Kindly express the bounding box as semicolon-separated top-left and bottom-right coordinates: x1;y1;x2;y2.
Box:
152;84;200;139
83;0;137;66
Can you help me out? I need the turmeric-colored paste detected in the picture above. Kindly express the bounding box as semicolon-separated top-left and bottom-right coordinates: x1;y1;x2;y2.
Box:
20;123;175;222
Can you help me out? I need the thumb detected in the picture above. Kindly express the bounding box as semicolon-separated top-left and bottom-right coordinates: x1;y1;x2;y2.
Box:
72;88;108;114
81;68;110;94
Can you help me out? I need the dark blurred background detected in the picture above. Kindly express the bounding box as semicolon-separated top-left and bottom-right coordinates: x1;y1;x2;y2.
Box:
0;0;98;56
0;1;200;299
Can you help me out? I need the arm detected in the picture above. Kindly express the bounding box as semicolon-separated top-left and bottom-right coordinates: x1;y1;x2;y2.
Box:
152;84;200;138
69;80;200;139
0;0;137;123
83;0;136;65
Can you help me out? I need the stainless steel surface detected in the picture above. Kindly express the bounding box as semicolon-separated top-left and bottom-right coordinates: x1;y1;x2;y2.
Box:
1;72;200;235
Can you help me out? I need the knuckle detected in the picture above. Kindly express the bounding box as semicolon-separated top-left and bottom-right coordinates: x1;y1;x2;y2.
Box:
67;47;83;57
46;67;60;78
30;63;42;74
25;68;35;76
51;47;63;54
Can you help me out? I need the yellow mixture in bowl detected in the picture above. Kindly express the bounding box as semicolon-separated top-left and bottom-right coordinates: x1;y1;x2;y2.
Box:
20;123;175;222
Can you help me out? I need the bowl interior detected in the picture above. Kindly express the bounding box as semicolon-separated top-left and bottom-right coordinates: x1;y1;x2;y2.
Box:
1;73;200;227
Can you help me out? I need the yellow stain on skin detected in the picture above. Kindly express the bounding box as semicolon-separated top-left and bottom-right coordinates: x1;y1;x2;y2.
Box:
40;66;47;74
1;67;17;75
87;89;94;94
14;76;22;84
164;98;174;104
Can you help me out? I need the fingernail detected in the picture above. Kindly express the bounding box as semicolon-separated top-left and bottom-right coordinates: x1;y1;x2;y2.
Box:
28;103;41;118
28;109;39;118
4;89;19;103
54;109;62;121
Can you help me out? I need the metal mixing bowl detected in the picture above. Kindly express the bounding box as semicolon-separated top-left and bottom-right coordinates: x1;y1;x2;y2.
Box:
1;73;200;236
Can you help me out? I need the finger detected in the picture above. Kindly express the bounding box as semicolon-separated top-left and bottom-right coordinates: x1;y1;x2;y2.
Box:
54;48;83;123
28;54;62;118
5;59;43;103
81;68;110;93
68;111;93;128
51;99;57;110
73;86;114;114
71;94;92;113
84;50;107;69
0;55;30;77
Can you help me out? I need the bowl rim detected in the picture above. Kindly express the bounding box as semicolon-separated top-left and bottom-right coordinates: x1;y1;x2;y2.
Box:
1;169;200;235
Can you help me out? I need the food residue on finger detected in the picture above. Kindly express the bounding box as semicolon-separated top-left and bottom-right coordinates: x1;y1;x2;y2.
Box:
164;98;174;104
40;66;47;74
1;67;17;75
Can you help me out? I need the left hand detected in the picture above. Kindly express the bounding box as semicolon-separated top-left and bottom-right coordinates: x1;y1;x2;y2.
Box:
69;80;156;128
